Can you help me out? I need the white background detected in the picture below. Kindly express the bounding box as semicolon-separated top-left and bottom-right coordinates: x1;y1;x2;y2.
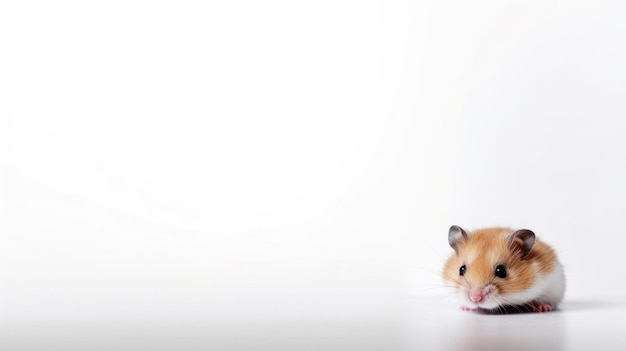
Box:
2;0;626;350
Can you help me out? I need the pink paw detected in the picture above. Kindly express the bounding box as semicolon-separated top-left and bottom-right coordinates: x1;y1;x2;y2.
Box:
531;302;552;312
460;306;473;311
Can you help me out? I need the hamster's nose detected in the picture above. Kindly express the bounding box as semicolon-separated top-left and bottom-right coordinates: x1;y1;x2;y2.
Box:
469;291;484;303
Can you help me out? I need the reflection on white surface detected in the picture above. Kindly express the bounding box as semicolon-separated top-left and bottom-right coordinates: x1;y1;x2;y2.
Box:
406;297;626;351
1;296;625;350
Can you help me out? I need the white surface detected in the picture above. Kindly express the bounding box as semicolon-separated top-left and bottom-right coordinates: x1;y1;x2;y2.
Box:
1;297;626;350
406;297;626;351
2;0;626;349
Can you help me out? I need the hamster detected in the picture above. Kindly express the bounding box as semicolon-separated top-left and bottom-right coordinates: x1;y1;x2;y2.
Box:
443;225;565;313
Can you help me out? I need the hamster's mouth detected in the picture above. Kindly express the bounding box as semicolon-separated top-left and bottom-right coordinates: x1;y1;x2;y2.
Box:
466;297;501;310
474;301;499;310
464;285;499;309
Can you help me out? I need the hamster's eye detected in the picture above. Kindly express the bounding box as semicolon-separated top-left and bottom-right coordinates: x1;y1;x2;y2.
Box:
495;265;507;278
459;265;466;276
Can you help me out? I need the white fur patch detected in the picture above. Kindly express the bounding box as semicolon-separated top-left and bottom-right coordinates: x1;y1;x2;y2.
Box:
501;262;565;307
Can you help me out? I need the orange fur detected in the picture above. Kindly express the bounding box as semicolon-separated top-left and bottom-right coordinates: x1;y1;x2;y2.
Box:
443;227;558;295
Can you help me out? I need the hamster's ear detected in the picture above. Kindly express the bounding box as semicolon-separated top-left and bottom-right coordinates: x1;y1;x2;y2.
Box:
510;229;535;259
448;225;469;253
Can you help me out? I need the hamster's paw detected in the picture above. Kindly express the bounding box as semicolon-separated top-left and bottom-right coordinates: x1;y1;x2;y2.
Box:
530;302;552;313
460;306;473;311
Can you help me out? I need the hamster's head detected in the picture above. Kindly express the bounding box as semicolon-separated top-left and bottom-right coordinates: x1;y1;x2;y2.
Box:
443;225;537;310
